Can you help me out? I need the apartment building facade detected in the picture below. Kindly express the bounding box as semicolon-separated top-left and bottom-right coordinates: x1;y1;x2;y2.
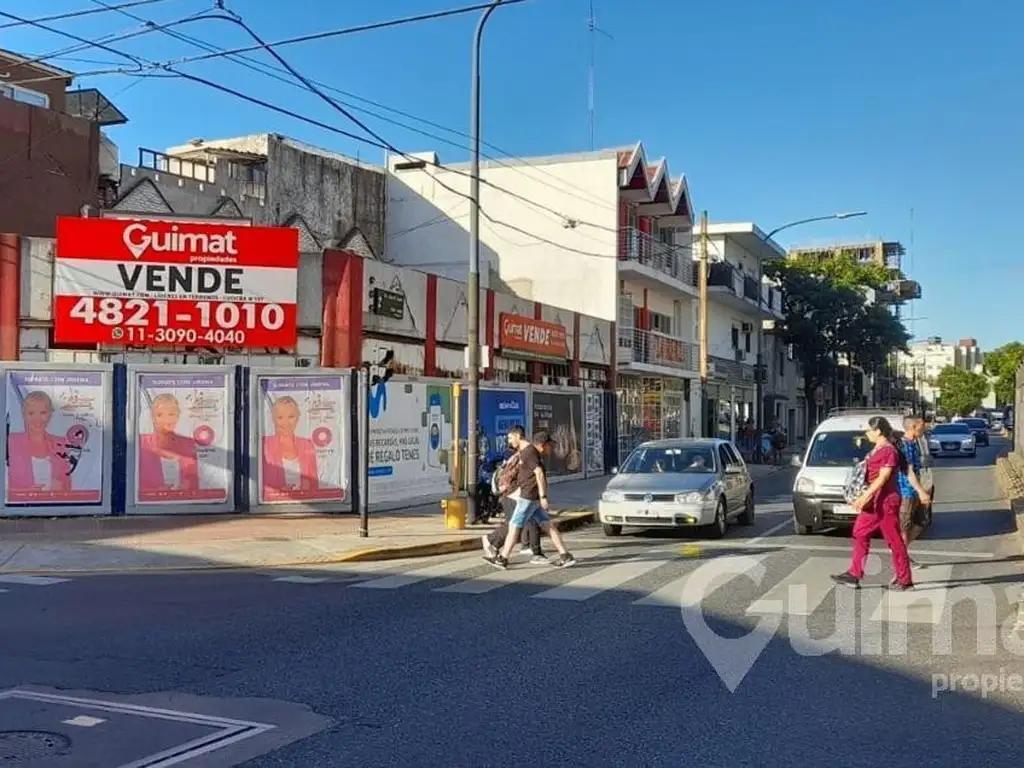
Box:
386;141;707;459
897;336;988;408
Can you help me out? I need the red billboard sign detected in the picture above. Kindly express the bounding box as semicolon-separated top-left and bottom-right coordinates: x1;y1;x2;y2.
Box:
53;217;299;348
498;313;567;358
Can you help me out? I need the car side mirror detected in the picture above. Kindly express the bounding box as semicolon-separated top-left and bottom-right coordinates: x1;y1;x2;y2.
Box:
790;454;803;468
610;466;618;475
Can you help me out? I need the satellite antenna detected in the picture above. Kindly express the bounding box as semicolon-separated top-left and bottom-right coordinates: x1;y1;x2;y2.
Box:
588;0;613;150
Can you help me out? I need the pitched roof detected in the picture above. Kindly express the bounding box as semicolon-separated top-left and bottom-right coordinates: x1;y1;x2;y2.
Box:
616;141;693;220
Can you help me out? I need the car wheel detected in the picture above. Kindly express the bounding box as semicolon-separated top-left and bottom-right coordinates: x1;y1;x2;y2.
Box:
705;498;727;539
602;523;622;537
793;519;813;535
738;492;755;526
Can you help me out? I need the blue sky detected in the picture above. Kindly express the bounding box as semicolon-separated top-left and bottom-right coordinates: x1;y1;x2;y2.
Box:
4;0;1020;349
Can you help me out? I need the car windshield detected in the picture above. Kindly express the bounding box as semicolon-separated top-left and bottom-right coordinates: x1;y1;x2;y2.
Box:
806;431;873;467
620;446;716;474
932;424;969;435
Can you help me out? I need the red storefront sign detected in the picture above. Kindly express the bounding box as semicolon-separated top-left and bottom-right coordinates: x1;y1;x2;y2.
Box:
499;313;567;357
53;217;299;349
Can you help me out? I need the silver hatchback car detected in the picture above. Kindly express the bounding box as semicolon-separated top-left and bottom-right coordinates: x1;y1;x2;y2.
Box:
598;438;755;539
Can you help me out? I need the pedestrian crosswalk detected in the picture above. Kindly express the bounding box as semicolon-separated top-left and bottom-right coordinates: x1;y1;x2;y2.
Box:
272;545;1020;628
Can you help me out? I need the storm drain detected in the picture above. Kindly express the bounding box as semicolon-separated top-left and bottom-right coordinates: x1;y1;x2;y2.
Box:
0;730;72;763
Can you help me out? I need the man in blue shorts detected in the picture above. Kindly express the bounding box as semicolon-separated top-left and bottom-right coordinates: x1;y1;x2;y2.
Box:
484;427;576;570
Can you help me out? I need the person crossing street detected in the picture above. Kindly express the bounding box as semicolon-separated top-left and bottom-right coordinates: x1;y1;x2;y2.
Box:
481;434;546;564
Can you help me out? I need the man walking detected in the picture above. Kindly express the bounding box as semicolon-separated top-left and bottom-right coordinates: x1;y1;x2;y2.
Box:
897;415;932;576
481;435;547;564
484;427;575;570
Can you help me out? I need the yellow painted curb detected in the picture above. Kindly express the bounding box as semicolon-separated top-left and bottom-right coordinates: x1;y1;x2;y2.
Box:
0;508;595;576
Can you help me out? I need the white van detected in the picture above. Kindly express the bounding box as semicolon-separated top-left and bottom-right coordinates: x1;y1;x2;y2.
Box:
791;409;934;535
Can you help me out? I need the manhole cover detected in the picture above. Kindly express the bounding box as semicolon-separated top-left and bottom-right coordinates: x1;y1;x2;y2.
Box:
0;731;72;762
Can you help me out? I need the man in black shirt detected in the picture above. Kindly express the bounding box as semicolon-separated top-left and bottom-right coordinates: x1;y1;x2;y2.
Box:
481;437;546;563
484;427;576;570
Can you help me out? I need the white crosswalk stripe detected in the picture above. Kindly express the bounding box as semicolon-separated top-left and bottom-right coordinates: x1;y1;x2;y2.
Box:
265;544;1014;630
0;575;70;586
533;557;672;602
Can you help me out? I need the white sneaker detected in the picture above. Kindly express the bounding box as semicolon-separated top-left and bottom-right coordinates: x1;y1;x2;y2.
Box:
481;536;497;558
530;555;550;565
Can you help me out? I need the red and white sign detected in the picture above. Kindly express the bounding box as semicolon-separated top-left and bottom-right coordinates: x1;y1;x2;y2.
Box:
53;217;299;349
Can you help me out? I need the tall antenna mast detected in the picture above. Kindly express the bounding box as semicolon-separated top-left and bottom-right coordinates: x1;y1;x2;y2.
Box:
588;0;613;150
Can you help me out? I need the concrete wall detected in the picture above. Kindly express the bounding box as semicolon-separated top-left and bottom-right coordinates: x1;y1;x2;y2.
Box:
707;301;756;367
386;151;620;322
0;100;98;237
0;53;69;112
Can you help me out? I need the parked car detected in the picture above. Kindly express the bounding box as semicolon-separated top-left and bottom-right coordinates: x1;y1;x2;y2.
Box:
791;409;934;535
952;417;990;446
927;422;976;457
598;439;754;539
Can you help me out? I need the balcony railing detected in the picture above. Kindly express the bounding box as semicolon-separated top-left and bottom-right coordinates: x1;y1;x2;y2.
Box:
618;227;695;287
743;275;759;302
618;328;698;372
139;148;215;183
709;261;786;315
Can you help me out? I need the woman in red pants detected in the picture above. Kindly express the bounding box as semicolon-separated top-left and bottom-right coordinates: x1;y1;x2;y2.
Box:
831;416;914;590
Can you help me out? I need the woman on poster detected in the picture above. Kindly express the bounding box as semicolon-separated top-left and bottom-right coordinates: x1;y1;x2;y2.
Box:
138;394;199;493
6;390;73;493
261;396;320;494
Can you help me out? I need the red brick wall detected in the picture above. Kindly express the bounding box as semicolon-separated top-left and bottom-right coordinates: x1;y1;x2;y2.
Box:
0;99;99;238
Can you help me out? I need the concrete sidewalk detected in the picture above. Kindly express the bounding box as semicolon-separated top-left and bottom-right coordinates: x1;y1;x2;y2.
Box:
0;464;788;576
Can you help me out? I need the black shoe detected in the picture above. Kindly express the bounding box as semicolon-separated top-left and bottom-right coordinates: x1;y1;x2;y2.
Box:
553;553;577;568
484;554;508;570
830;572;860;588
887;581;914;591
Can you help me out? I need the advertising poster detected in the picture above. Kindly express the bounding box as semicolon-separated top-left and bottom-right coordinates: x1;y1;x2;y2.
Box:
4;370;105;504
258;375;347;504
458;388;528;458
135;373;230;504
584;390;605;476
531;390;584;477
367;379;452;504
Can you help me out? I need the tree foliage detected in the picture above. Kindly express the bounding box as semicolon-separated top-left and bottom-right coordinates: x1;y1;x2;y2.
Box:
982;342;1024;406
764;254;909;400
934;366;990;416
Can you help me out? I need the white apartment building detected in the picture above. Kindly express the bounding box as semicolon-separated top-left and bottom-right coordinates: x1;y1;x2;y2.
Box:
701;224;792;440
386;142;706;458
897;336;987;407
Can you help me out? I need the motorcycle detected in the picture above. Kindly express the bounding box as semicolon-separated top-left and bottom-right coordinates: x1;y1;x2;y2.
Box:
474;450;508;524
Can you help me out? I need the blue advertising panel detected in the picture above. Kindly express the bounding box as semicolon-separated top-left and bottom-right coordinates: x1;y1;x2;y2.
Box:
458;388;528;457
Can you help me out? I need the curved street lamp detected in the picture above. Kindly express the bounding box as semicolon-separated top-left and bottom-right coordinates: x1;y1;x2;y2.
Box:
756;211;868;431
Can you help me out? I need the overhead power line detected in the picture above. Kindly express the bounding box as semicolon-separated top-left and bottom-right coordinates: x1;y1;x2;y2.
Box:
0;0;176;29
0;6;687;262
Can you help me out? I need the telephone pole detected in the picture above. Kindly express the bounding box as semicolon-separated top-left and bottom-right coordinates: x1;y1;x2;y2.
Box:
698;211;709;437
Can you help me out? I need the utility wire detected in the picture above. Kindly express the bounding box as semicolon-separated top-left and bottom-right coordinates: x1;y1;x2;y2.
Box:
88;0;616;215
0;0;175;29
0;8;684;263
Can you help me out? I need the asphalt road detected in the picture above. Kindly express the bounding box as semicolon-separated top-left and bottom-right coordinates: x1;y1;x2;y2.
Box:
1;439;1022;767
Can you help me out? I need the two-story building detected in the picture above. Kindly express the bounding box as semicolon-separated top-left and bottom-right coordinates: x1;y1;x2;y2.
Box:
386;141;701;460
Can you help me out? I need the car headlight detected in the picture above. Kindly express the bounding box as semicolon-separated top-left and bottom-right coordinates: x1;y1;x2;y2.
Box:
962;437;974;445
601;490;624;503
675;491;707;504
795;477;815;494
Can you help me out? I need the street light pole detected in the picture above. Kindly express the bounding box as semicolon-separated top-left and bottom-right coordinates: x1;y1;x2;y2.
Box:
755;211;867;433
466;0;506;523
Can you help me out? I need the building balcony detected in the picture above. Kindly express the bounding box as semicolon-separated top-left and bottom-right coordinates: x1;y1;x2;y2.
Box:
707;261;784;319
618;226;697;296
617;328;698;376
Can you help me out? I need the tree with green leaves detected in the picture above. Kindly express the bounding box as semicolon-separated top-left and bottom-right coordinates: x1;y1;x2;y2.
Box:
934;366;990;416
982;342;1024;406
765;254;909;412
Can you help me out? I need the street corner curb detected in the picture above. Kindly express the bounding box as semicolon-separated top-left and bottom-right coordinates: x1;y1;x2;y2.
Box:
0;509;598;575
338;508;595;563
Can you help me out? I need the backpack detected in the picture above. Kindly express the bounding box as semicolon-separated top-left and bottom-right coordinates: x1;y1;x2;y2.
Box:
843;459;868;503
496;453;521;497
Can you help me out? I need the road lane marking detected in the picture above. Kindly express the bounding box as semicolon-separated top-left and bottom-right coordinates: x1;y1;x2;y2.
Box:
747;557;850;616
435;549;616;594
0;575;70;585
532;557;671;601
352;555;483;590
870;564;955;624
63;715;106;727
633;554;769;608
272;576;331;584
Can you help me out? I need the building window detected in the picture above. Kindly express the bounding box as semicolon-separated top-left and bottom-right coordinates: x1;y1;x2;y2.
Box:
731;326;740;349
649;311;672;336
0;84;49;108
